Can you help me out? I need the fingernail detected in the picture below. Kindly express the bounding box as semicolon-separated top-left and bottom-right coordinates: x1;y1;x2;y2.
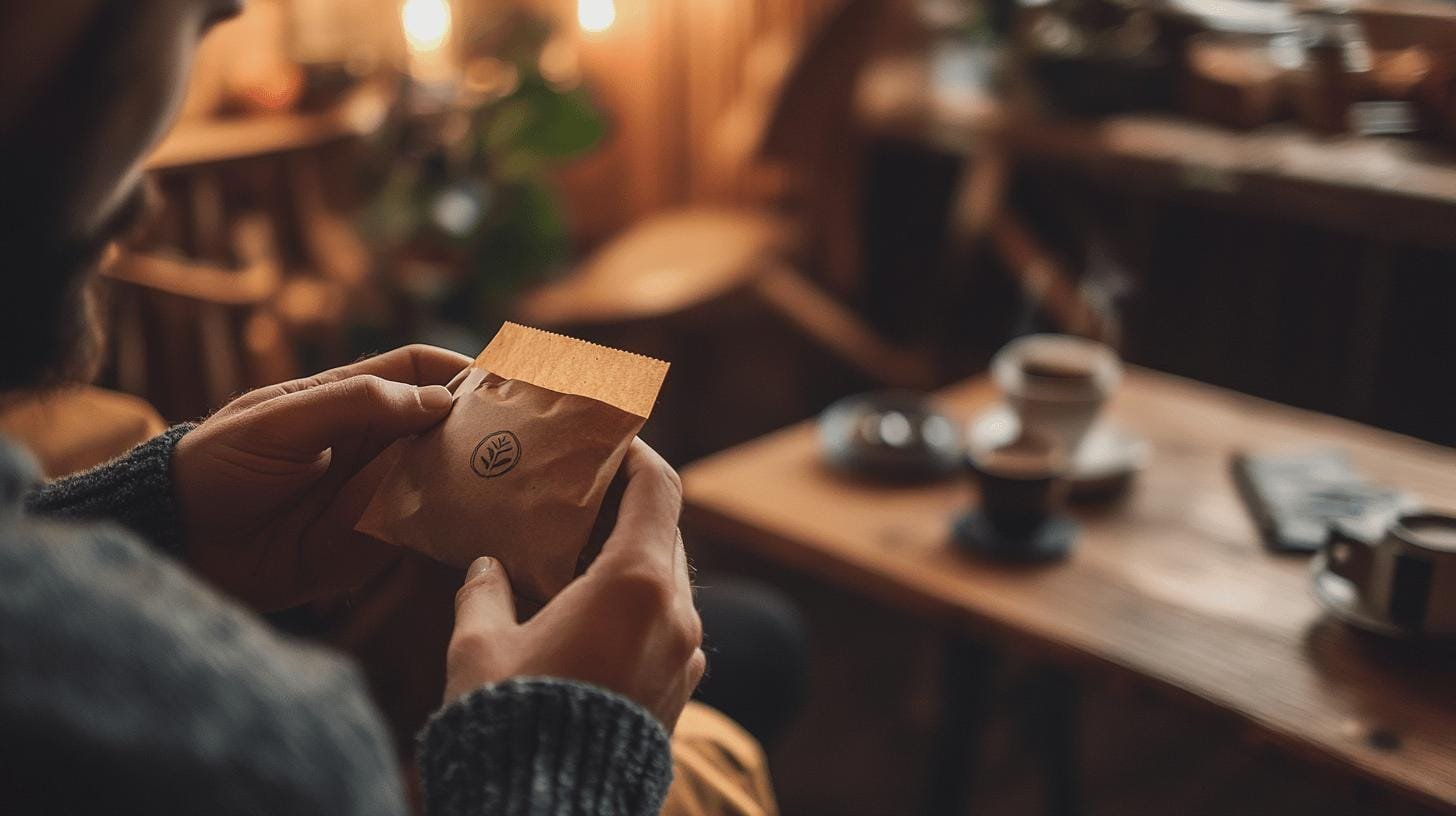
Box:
418;384;453;411
467;557;495;581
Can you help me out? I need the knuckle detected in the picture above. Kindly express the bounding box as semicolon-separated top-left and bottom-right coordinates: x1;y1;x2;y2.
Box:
672;612;703;657
331;373;390;405
352;373;390;398
688;649;708;683
686;610;704;646
632;441;682;497
453;581;478;612
402;342;465;371
611;569;674;617
453;574;502;613
446;630;489;666
400;344;436;368
657;462;683;500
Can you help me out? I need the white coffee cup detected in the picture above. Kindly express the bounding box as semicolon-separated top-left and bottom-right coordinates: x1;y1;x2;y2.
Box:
1326;511;1456;636
992;334;1122;460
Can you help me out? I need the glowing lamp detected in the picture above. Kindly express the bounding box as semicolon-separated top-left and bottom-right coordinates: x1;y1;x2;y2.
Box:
578;0;616;34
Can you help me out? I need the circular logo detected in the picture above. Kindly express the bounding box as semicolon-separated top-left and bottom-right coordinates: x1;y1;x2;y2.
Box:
471;430;521;478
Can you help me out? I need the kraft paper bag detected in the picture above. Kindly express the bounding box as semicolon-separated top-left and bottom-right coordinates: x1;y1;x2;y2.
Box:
355;323;669;603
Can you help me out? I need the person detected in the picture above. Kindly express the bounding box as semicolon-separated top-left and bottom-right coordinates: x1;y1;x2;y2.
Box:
0;1;775;813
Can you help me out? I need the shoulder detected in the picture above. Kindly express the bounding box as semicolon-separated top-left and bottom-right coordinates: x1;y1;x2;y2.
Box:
0;515;404;816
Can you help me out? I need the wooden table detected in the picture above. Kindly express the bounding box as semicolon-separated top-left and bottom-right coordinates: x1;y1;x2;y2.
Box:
682;368;1456;812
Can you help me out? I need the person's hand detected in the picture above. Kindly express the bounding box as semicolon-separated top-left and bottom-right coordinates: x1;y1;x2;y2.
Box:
443;439;705;730
173;344;472;611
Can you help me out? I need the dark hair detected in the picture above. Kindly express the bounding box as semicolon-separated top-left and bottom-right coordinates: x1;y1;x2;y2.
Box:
0;1;136;393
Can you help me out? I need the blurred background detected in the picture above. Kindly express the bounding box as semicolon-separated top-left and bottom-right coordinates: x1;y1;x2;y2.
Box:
16;0;1456;467
9;0;1456;812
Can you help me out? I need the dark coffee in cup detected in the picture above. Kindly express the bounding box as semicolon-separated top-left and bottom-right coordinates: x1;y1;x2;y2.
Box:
1404;515;1456;553
967;434;1067;538
954;430;1077;562
1020;357;1097;383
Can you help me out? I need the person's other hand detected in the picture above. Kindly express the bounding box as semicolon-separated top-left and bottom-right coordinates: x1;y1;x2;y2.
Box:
444;439;705;730
173;344;471;611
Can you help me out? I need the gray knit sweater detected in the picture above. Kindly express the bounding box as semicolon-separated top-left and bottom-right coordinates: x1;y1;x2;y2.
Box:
0;427;672;815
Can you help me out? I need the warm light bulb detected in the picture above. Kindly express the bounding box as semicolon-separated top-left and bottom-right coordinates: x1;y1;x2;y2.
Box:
402;0;452;53
578;0;615;34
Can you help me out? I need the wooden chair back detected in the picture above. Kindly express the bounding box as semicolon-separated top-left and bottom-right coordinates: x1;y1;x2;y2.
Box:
715;0;891;295
760;0;888;164
703;0;889;204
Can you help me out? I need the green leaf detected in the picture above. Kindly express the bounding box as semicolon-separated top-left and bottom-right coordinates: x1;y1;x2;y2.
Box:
359;167;426;248
482;81;607;174
471;178;569;303
519;86;607;157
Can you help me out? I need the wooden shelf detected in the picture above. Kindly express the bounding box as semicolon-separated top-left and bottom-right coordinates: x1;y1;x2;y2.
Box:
146;82;392;170
860;49;1456;248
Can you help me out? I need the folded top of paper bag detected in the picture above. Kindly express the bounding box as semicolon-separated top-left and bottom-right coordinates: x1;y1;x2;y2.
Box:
475;322;669;418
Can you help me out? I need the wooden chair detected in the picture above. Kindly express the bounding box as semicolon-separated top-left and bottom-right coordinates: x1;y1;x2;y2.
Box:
0;388;166;479
103;84;388;419
515;0;936;388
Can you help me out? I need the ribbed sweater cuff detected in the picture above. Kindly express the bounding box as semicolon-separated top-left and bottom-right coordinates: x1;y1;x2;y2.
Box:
417;678;673;816
25;423;196;554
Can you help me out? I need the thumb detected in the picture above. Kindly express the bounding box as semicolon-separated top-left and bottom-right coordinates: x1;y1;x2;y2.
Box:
455;557;519;630
246;374;453;459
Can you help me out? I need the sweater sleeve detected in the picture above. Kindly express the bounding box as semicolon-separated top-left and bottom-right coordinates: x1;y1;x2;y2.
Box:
12;430;677;816
0;515;407;816
24;423;195;554
418;678;674;816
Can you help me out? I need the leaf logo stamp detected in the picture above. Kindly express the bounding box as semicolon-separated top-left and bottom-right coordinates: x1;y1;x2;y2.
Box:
471;430;521;478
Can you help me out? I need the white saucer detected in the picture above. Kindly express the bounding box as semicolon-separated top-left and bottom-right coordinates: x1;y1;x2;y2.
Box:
1310;551;1410;639
967;404;1151;495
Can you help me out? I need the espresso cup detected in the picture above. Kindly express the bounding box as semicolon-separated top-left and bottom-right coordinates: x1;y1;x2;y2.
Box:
966;432;1069;539
992;334;1121;461
1325;511;1456;636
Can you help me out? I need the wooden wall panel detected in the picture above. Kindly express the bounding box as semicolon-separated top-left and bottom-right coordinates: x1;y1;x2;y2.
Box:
503;0;843;241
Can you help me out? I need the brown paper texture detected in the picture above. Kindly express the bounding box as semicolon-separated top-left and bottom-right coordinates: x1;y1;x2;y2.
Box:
354;324;668;603
476;322;669;419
